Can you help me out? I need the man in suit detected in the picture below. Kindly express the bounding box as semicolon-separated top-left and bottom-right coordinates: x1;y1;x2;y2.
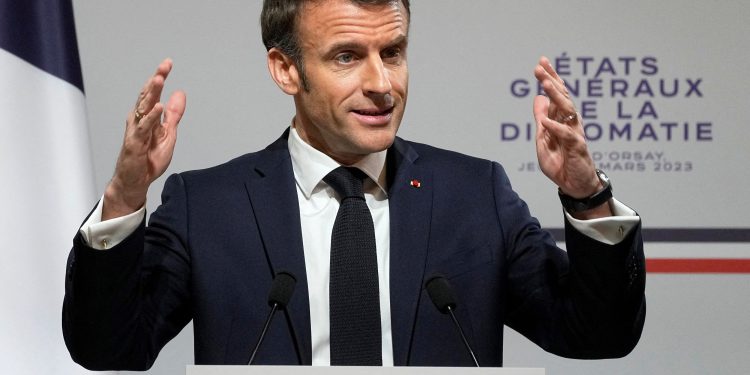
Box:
63;0;645;370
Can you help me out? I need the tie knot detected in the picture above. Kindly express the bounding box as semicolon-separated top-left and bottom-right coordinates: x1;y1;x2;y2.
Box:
324;167;366;200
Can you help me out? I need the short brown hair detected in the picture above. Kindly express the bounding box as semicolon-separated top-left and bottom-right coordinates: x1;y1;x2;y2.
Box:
261;0;410;89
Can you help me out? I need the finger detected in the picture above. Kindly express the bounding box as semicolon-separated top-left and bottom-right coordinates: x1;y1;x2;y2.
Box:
534;66;568;102
539;114;574;144
534;95;579;141
539;56;565;86
533;66;563;97
134;75;165;118
154;57;174;78
541;79;575;116
133;103;164;143
533;95;562;142
534;57;571;107
133;58;174;120
534;66;575;121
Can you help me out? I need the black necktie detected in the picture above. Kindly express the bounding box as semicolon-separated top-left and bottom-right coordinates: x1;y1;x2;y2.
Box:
324;167;382;366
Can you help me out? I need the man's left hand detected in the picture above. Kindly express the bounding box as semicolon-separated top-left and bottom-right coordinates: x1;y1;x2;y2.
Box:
532;56;612;218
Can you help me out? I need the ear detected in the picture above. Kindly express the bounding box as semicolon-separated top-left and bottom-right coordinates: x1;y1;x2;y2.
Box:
267;48;301;95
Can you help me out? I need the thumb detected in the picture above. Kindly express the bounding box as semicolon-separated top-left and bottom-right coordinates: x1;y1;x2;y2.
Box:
533;95;552;140
163;90;187;130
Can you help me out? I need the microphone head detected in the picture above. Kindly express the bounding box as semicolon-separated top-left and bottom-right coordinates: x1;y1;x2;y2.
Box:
425;275;457;314
268;271;297;309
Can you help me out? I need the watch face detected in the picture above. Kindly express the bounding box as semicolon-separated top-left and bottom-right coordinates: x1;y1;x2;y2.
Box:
596;169;610;186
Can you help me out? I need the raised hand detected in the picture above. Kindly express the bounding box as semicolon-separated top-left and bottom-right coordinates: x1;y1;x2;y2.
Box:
532;56;611;218
103;59;186;220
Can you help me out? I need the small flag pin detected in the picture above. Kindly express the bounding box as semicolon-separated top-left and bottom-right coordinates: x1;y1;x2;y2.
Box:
410;179;421;188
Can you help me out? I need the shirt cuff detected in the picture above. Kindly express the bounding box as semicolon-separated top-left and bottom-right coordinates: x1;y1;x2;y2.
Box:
79;197;145;250
564;198;640;245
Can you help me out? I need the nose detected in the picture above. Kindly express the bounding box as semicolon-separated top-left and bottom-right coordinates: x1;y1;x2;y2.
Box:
362;57;392;96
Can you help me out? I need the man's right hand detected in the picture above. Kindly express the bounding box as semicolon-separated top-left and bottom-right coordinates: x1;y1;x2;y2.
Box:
103;58;186;220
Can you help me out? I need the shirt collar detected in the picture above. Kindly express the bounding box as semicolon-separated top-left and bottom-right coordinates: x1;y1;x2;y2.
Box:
288;123;388;199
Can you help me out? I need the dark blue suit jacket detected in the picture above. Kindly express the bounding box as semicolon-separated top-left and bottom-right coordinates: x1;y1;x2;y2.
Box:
63;132;645;370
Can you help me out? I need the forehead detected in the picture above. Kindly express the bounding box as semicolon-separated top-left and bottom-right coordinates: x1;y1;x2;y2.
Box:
297;0;408;49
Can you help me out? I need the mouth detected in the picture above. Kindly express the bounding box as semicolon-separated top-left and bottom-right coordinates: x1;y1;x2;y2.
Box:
351;106;395;125
353;107;394;116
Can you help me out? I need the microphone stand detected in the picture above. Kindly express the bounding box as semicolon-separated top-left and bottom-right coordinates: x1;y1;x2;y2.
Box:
446;305;479;367
248;303;280;365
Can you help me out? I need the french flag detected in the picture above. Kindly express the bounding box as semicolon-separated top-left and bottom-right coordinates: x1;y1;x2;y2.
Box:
0;1;99;373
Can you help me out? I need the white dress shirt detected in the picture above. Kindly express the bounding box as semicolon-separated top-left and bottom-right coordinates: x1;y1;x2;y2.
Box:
286;126;394;365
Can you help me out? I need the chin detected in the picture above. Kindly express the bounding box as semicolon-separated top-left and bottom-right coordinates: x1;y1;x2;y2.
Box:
362;131;397;151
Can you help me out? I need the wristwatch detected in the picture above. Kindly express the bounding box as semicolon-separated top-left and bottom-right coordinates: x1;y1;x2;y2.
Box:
558;169;613;213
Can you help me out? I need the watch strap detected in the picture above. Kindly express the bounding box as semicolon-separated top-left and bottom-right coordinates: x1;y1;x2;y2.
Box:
558;169;613;213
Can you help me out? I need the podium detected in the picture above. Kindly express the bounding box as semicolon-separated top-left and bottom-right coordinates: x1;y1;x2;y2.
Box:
187;366;544;375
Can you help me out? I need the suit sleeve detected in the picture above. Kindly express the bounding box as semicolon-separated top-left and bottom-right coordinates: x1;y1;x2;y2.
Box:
62;173;193;371
494;162;646;359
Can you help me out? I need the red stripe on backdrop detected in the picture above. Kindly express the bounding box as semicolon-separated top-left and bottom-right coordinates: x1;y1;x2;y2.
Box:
647;259;750;273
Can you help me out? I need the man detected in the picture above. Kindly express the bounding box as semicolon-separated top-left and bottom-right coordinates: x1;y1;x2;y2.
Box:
63;0;645;370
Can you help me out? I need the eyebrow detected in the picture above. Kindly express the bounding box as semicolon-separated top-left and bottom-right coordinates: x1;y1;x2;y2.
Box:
388;34;409;49
324;34;408;57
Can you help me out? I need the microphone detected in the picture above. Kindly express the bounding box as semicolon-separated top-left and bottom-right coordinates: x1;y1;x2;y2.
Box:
247;271;297;365
425;275;480;367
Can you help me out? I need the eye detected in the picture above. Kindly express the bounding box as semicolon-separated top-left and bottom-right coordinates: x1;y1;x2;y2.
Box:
335;52;356;64
382;47;403;64
383;47;401;59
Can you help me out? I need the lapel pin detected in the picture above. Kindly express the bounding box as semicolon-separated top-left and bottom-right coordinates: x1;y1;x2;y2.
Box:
410;179;421;188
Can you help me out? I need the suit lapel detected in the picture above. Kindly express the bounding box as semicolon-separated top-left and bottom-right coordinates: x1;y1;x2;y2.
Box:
387;138;433;365
243;132;312;365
